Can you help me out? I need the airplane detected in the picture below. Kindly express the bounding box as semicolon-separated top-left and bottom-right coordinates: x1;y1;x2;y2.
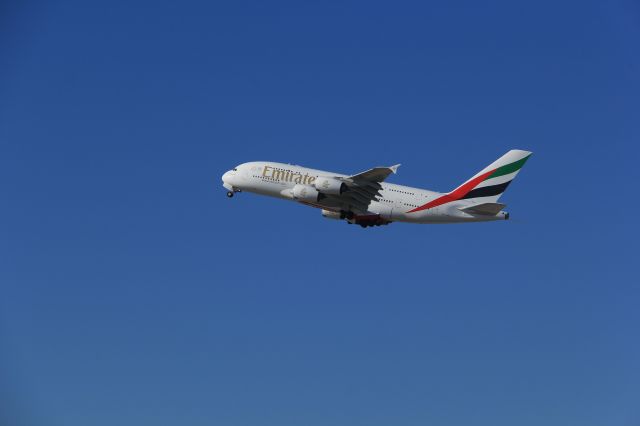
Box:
221;149;532;227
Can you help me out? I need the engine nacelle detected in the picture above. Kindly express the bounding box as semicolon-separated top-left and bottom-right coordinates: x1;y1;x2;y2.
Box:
292;184;321;202
313;177;347;195
321;209;342;220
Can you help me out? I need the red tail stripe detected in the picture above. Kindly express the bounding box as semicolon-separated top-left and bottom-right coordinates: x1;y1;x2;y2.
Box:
407;168;497;213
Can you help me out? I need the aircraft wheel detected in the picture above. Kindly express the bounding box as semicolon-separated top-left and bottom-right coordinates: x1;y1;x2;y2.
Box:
227;191;234;198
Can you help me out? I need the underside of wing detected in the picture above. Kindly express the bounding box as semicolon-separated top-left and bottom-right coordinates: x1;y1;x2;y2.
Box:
324;164;400;213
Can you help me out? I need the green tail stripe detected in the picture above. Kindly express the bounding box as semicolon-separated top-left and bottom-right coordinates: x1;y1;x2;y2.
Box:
488;154;531;179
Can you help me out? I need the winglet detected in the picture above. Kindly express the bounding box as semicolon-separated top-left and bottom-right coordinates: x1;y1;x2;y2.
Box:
389;164;401;174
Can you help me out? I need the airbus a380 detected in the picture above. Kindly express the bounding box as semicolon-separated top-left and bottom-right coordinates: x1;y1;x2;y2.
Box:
221;149;532;228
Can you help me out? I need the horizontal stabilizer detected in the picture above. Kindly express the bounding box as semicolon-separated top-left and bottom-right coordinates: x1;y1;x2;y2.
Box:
459;202;506;216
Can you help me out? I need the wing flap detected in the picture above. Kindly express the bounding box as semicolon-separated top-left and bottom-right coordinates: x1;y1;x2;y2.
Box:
346;190;373;204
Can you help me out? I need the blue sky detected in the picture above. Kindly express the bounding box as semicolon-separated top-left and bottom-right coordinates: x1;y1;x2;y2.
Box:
1;1;639;425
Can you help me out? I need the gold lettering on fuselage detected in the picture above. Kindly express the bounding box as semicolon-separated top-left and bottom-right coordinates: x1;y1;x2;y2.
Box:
261;165;317;184
272;169;285;181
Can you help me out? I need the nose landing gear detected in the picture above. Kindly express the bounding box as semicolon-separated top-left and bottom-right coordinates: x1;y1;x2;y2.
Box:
226;188;241;198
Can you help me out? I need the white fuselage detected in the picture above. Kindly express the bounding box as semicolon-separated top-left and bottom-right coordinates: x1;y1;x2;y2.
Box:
222;161;508;224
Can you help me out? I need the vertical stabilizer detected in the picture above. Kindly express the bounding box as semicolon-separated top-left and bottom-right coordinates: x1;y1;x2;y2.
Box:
449;149;532;203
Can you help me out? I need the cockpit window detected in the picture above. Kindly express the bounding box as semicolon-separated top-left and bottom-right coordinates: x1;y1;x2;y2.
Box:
233;168;238;171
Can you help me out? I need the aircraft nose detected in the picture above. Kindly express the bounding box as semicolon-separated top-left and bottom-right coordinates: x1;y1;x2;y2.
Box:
222;170;236;191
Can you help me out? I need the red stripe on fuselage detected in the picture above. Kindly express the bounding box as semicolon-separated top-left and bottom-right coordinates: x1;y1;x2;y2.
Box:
407;168;496;213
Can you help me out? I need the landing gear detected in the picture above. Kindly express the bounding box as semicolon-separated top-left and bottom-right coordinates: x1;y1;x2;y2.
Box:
356;220;391;228
344;210;391;228
340;211;355;220
226;191;234;198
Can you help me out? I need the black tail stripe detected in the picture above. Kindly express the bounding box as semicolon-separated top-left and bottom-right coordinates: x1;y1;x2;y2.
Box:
462;181;512;199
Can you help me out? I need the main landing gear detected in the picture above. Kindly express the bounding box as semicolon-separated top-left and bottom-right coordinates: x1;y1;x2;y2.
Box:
343;210;391;228
359;222;390;228
339;211;355;220
227;191;234;198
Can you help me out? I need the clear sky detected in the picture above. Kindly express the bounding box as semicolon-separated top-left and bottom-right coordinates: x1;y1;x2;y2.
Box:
1;1;639;425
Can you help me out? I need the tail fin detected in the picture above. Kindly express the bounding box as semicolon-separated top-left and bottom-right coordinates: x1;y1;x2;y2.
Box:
449;149;532;203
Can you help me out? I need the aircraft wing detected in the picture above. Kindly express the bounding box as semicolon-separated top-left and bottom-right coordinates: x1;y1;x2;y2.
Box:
347;164;401;183
330;164;400;213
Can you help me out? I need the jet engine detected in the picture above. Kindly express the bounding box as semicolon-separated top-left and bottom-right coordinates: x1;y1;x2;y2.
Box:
292;184;322;202
321;209;342;220
313;177;347;195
